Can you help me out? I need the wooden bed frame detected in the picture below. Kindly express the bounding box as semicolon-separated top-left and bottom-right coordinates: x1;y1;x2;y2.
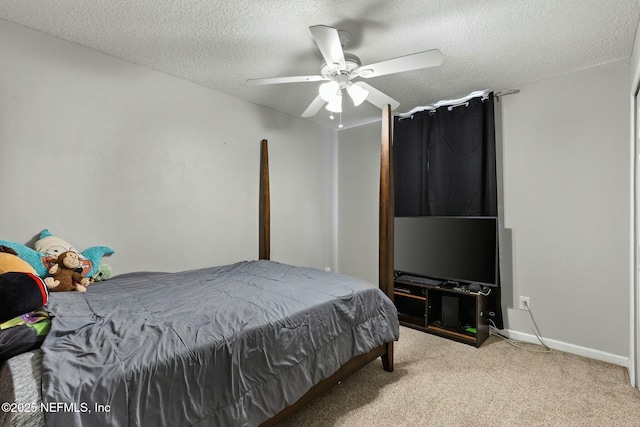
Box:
260;105;395;426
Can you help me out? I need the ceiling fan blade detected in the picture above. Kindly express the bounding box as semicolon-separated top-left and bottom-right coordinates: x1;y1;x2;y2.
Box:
358;49;444;79
246;75;325;85
357;82;400;110
301;94;326;117
309;25;346;69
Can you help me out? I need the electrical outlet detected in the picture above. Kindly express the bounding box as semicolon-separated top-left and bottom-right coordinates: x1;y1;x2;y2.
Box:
519;296;530;310
324;267;331;272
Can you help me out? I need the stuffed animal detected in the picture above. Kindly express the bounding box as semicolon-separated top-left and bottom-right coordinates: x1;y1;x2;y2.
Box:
34;229;115;277
91;264;112;282
47;251;90;292
0;272;50;323
0;246;60;290
0;229;114;278
0;245;36;275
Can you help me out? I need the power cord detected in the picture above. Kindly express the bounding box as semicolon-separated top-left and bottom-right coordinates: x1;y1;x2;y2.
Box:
488;301;551;353
478;287;491;297
523;300;551;351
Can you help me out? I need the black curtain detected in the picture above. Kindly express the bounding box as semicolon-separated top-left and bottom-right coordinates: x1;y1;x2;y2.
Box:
394;93;497;217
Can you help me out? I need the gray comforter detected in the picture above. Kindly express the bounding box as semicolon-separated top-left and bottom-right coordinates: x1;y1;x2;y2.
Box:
40;260;399;427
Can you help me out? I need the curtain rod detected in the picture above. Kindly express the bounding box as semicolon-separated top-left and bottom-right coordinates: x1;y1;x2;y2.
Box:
495;89;520;99
396;90;490;118
396;88;520;118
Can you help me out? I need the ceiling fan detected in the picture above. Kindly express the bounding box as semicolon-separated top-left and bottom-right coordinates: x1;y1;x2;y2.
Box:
246;25;444;120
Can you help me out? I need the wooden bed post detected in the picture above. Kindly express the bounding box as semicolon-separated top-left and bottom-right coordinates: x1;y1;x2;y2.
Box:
260;115;397;427
379;105;395;372
259;139;270;261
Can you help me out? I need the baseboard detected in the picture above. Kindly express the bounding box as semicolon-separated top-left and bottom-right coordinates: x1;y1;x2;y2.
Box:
501;329;629;368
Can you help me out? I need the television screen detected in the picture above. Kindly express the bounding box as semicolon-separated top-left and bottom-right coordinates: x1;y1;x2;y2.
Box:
394;216;498;287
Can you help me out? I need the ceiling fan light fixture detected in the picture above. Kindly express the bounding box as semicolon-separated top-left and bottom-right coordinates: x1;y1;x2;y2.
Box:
248;25;443;120
319;81;340;102
347;83;369;106
326;94;343;113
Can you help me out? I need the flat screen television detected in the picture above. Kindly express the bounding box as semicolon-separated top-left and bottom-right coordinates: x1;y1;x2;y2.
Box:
394;216;499;287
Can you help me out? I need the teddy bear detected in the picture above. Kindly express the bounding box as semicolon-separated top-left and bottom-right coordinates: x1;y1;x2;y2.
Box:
47;251;91;292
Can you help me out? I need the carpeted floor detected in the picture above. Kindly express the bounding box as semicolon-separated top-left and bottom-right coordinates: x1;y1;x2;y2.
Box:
277;326;640;426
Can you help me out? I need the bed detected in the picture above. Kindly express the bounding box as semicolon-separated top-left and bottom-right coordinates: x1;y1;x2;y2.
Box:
0;106;398;427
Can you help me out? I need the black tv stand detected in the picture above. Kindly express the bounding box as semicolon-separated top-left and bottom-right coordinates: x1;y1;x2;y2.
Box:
393;275;489;347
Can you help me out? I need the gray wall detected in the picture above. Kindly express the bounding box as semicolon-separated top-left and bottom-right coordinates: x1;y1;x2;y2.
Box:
0;19;337;274
338;122;381;285
500;60;630;361
337;60;631;363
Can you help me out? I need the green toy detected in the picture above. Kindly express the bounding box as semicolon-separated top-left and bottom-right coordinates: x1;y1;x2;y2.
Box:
91;264;112;282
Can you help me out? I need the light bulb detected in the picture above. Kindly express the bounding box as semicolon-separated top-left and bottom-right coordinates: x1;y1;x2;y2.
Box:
347;83;369;106
319;81;340;102
326;94;342;113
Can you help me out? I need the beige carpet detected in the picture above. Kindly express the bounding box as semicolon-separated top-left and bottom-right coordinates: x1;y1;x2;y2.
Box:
277;326;640;427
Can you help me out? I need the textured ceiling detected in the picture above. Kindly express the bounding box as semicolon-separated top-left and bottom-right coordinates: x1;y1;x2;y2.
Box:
1;0;639;129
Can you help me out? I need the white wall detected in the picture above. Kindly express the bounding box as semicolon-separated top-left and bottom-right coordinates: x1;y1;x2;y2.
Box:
0;19;337;274
337;60;631;363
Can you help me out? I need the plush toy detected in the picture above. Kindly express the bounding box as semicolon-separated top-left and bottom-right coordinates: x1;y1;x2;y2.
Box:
0;272;50;323
35;229;114;278
0;241;48;277
0;245;36;275
47;251;91;293
0;246;60;290
34;231;81;259
0;229;114;278
91;264;112;282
